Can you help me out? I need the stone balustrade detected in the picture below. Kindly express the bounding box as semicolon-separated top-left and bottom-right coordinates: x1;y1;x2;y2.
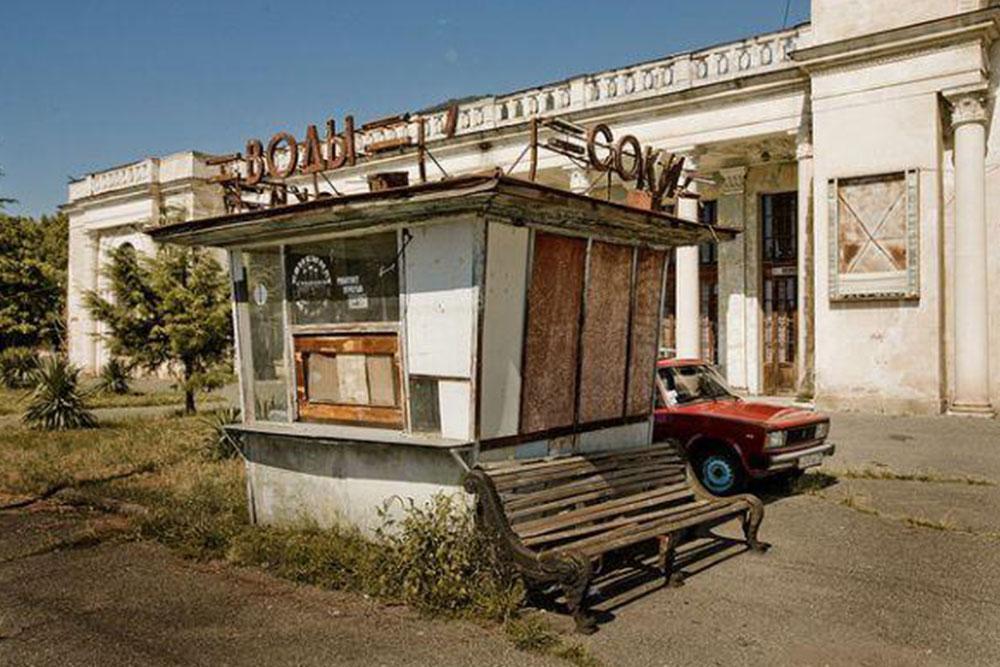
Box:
69;159;157;200
417;24;810;141
72;24;810;198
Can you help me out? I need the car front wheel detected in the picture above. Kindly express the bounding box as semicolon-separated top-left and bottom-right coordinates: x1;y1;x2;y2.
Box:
696;449;746;496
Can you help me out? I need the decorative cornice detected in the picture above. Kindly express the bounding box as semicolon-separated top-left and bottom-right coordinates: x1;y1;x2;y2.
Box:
791;8;1000;73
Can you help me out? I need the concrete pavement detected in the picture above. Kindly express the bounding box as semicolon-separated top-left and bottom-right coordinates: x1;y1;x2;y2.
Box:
1;411;998;666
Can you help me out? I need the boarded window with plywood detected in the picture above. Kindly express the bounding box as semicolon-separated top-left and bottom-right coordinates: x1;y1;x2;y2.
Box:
578;242;633;423
626;249;666;416
520;232;587;434
294;334;403;427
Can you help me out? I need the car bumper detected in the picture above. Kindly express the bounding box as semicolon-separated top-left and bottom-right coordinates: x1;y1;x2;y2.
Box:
765;441;836;472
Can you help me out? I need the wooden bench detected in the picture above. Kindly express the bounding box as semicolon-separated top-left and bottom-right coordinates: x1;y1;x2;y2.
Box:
462;443;768;633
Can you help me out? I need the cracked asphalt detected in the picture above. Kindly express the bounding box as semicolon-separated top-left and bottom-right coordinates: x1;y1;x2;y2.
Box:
1;411;999;666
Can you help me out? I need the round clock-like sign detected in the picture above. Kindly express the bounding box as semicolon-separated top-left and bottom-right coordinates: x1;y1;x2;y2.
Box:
290;255;332;317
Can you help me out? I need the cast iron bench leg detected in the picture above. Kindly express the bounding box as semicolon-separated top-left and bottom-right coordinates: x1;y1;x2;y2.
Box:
657;532;685;588
740;495;770;553
560;553;596;634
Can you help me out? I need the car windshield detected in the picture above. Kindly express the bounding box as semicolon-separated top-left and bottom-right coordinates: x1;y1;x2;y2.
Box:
660;364;736;404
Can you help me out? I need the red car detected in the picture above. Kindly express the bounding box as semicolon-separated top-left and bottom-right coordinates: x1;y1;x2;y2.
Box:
653;359;835;495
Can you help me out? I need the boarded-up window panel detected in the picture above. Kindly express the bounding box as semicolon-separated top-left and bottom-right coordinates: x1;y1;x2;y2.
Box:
578;242;633;423
626;249;666;416
335;354;370;405
294;334;403;428
366;355;397;407
520;233;587;433
307;353;341;403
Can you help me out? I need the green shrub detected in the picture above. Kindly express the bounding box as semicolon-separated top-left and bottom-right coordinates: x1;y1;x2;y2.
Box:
372;494;524;620
22;356;97;430
97;357;131;395
199;406;242;461
0;347;38;389
226;494;524;622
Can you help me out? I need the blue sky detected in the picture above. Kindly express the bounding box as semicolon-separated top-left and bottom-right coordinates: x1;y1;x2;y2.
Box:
0;0;809;216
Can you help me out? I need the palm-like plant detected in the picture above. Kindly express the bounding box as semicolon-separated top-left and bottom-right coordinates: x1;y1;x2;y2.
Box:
0;347;38;389
97;357;131;395
200;406;242;460
23;356;97;430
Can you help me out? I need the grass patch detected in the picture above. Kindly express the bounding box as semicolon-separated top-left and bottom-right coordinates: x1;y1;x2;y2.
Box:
788;471;839;495
0;417;593;662
830;467;995;487
0;388;29;416
0;385;226;416
505;615;602;667
86;389;225;410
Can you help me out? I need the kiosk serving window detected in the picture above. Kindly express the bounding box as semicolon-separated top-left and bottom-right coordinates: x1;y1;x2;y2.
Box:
235;233;404;429
284;232;403;428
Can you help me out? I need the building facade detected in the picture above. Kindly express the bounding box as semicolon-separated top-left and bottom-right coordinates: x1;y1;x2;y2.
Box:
65;0;1000;416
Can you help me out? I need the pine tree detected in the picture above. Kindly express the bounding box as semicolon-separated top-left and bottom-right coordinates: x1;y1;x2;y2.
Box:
85;244;232;414
0;213;67;350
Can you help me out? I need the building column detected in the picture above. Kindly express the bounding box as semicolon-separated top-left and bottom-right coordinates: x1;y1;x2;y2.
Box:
948;91;994;415
796;133;816;400
718;167;748;390
675;175;701;359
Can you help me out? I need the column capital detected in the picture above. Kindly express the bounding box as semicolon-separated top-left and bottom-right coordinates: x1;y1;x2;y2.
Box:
796;140;814;161
945;89;989;129
717;166;748;196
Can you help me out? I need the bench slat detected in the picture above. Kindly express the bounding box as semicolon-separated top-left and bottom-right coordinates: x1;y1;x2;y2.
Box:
521;494;707;547
513;482;694;538
490;452;682;492
481;444;679;476
506;472;688;522
500;464;680;511
545;500;747;559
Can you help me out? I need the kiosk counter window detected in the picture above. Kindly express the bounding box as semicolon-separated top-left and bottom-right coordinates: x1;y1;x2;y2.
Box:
234;231;404;429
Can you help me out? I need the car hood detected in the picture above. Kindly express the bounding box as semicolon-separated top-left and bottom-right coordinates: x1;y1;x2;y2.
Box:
686;399;823;427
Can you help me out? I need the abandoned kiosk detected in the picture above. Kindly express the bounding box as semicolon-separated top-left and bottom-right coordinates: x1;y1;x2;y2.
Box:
148;172;730;530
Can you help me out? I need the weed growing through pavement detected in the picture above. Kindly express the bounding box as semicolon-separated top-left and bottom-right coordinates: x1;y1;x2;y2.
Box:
831;467;995;486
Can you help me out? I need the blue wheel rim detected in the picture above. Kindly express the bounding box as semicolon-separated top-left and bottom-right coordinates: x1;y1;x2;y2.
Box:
702;456;735;493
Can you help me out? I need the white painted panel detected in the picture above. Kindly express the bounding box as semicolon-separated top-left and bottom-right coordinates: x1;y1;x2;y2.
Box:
479;223;529;439
404;220;478;378
438;380;472;441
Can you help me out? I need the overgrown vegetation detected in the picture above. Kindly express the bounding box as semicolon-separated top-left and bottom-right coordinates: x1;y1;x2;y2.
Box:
199;406;242;461
85;243;232;414
97;357;132;395
830;466;995;487
22;356;97;430
0;416;598;664
0;212;68;351
0;346;38;389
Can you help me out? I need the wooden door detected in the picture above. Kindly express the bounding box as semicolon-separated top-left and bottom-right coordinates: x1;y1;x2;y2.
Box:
761;192;798;395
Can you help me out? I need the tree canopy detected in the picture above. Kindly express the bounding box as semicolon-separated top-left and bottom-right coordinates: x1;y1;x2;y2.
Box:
0;213;68;350
85;244;232;413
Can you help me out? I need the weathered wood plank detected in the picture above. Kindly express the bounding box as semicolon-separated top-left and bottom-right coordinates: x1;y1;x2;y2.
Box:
516;486;700;542
522;497;710;547
505;472;688;522
500;465;679;511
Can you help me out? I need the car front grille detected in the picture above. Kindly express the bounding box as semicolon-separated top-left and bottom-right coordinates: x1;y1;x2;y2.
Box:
786;425;817;445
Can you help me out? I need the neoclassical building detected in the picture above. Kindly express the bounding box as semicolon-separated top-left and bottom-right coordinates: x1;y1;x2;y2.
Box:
65;0;1000;416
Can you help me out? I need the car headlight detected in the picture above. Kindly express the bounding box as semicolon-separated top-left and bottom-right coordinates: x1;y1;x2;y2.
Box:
765;431;786;450
815;422;830;439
